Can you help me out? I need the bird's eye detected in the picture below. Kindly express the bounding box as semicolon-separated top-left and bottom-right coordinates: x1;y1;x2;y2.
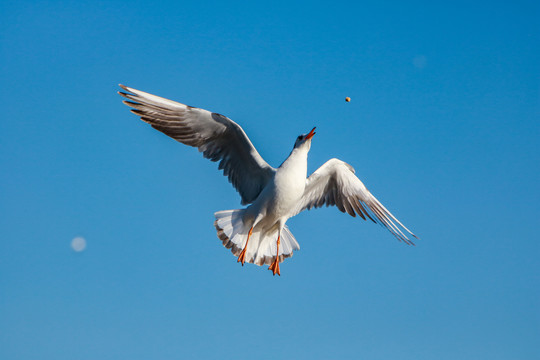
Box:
297;136;303;140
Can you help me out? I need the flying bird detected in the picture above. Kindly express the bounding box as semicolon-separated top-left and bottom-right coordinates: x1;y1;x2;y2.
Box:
118;85;418;276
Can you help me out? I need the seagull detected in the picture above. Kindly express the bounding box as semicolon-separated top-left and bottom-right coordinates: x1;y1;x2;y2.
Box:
118;85;418;276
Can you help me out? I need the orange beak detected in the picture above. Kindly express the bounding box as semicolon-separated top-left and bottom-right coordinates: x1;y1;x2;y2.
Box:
305;127;316;140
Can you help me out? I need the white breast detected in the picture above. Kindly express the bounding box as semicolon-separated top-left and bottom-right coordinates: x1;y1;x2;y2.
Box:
266;148;308;217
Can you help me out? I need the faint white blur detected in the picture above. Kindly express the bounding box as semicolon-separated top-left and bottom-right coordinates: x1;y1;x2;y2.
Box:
71;236;87;252
413;55;427;69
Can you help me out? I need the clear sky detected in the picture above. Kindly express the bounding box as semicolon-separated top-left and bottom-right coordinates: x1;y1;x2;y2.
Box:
1;1;539;359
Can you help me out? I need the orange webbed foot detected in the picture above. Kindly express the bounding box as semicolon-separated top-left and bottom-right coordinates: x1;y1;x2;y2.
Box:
237;247;248;266
237;227;253;267
268;234;281;276
268;258;280;276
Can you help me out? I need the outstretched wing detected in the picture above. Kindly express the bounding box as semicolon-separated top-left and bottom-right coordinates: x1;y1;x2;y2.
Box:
119;85;275;205
293;158;418;245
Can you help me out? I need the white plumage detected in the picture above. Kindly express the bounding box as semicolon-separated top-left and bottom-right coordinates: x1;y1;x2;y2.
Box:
119;85;418;275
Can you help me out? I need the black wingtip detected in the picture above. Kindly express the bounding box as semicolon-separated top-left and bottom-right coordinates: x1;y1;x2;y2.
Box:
122;100;140;107
118;91;131;100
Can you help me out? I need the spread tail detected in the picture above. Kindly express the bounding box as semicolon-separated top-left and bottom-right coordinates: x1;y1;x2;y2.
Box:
214;210;300;266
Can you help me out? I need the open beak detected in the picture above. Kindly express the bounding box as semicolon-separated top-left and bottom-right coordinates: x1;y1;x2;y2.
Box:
305;127;316;140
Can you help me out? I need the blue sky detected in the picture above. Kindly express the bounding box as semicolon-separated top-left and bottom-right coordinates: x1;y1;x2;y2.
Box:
1;1;539;359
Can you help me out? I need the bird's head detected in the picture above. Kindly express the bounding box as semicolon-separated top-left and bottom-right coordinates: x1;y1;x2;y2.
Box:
293;127;316;151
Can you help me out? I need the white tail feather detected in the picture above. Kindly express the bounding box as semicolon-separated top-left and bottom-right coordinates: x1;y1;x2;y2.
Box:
214;210;300;266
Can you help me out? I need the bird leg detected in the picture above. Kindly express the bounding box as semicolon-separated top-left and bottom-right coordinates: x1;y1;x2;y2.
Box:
237;227;253;266
268;235;281;276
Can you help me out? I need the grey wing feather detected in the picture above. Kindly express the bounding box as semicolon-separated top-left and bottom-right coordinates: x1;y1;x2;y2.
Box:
293;158;418;245
118;85;275;205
